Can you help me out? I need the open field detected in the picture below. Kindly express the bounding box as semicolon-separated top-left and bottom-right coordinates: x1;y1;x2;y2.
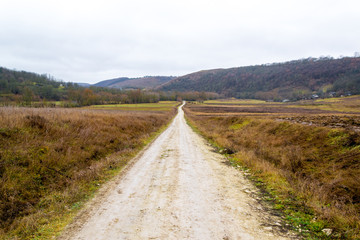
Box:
201;96;360;132
85;101;178;111
203;95;360;114
0;103;177;239
184;97;360;239
205;99;273;104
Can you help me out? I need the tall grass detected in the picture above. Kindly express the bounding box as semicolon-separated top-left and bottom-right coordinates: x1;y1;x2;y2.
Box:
0;106;176;239
185;104;360;239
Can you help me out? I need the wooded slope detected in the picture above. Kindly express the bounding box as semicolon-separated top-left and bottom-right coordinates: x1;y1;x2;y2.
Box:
158;57;360;100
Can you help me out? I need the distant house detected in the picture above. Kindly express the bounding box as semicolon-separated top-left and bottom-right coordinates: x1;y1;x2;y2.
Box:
312;94;319;99
282;99;290;103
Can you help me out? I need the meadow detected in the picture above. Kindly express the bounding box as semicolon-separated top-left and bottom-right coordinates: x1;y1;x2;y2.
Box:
0;102;178;239
86;101;179;111
184;96;360;239
204;95;360;112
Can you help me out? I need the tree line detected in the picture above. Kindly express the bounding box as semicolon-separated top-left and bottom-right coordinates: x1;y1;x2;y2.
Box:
0;67;219;106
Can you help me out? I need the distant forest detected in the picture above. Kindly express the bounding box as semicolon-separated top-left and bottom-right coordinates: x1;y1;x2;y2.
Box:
2;56;360;105
159;57;360;101
0;67;217;106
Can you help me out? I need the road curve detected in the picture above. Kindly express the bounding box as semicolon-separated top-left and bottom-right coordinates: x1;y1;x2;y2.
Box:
59;102;296;240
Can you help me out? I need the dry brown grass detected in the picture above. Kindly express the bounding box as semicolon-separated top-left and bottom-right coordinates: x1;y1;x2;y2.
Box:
0;106;176;239
185;102;360;239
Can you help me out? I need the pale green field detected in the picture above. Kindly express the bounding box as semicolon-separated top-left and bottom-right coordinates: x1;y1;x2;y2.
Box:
86;101;179;111
284;103;360;113
294;95;360;113
203;96;360;114
315;95;359;103
204;99;272;104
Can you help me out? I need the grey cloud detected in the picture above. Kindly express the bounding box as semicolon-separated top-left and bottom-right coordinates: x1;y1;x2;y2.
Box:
0;0;359;83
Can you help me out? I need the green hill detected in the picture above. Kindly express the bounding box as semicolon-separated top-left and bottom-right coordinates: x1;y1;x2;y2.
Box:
158;57;360;101
94;76;175;89
0;67;163;106
0;67;72;102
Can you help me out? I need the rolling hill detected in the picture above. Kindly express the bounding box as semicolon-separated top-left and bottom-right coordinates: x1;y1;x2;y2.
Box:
94;76;175;89
158;57;360;100
0;67;74;102
0;67;167;105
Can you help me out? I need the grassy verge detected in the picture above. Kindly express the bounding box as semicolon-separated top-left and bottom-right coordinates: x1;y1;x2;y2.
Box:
0;103;178;239
184;104;360;239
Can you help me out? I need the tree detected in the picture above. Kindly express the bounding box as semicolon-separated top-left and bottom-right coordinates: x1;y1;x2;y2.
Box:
81;88;97;105
22;87;34;105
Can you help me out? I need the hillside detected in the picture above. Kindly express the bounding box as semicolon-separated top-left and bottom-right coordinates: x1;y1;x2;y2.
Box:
94;76;175;89
0;67;169;106
158;57;360;100
0;67;74;102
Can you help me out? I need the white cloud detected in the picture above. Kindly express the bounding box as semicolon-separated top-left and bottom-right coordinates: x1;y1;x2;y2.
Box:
0;0;359;83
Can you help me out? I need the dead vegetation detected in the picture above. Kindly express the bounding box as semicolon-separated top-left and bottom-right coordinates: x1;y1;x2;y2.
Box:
0;106;176;239
278;115;360;132
184;100;360;239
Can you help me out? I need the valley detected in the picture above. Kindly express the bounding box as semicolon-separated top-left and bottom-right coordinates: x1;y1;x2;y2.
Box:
1;57;360;239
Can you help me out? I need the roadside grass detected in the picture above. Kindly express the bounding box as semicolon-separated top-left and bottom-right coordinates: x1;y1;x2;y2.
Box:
184;102;360;239
0;104;177;239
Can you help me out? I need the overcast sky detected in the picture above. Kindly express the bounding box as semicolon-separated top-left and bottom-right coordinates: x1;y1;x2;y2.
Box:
0;0;359;83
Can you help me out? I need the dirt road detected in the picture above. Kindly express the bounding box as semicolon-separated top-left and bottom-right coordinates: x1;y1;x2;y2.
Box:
59;103;296;240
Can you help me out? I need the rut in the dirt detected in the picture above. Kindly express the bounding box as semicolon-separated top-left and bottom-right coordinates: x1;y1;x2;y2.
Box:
59;103;297;240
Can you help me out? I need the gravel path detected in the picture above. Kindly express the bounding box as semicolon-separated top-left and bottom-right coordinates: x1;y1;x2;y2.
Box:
59;103;296;240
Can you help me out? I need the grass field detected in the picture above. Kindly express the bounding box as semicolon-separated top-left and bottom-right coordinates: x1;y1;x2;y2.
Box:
204;99;272;104
201;95;360;114
184;97;360;239
86;101;178;111
0;103;178;239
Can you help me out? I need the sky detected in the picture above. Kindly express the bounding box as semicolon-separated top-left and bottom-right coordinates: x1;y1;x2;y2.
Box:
0;0;359;84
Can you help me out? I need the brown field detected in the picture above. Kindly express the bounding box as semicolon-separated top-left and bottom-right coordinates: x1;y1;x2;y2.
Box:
0;104;177;239
184;97;360;239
